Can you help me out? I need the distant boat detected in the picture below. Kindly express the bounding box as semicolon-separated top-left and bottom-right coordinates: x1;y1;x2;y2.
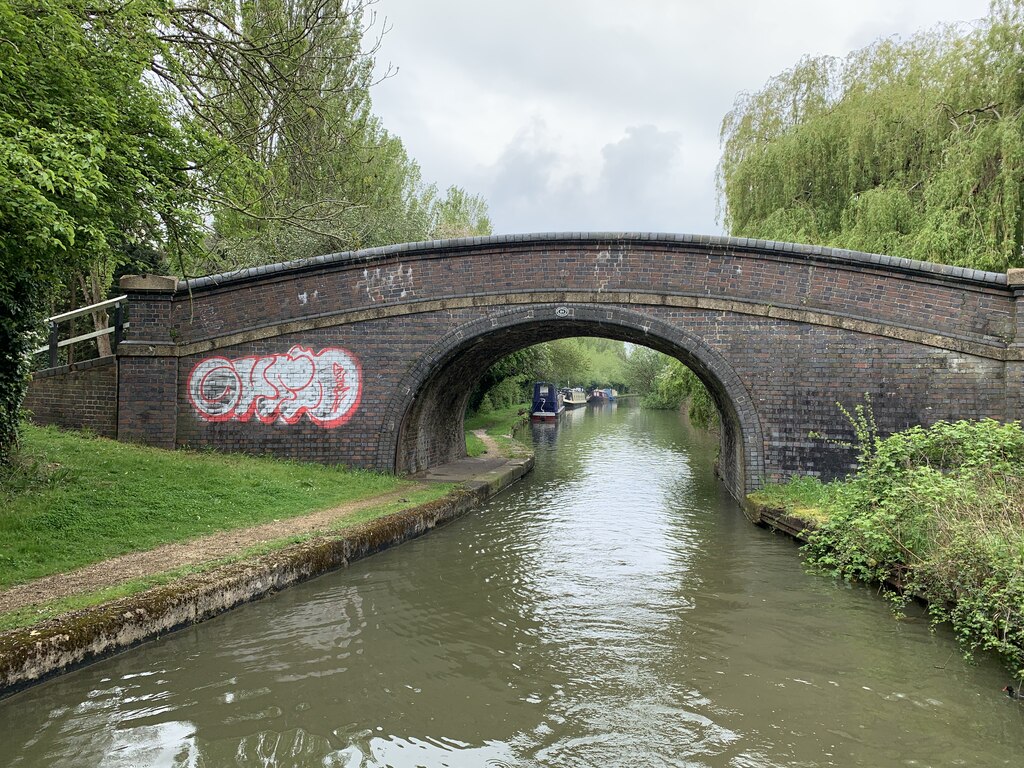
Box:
588;387;617;404
560;387;588;408
531;381;565;421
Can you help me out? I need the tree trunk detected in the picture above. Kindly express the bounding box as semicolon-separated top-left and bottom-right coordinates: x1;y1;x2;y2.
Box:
78;270;112;357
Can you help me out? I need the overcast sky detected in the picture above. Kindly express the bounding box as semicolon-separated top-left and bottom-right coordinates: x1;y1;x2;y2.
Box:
369;1;991;237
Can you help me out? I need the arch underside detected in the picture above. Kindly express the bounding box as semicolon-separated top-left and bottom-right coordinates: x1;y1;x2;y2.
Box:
380;304;766;501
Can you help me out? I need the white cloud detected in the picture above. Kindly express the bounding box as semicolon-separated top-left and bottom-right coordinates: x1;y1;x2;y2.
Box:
370;0;992;237
472;122;714;234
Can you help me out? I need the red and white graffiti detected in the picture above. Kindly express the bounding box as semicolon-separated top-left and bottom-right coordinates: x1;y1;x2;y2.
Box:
187;345;362;428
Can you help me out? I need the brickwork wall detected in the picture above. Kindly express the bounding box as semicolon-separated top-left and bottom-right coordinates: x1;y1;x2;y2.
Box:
118;356;178;449
110;234;1021;501
163;300;1007;497
163;237;1012;350
24;357;118;438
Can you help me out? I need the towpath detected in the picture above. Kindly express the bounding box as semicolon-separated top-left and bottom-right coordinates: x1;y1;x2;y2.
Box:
0;429;516;618
0;487;430;615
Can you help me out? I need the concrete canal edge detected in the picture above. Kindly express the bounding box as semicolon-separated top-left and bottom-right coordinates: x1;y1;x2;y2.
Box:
0;456;533;700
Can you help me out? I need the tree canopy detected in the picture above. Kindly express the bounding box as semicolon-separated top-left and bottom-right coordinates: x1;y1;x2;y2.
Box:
718;0;1024;271
1;0;203;462
0;0;490;464
160;0;491;273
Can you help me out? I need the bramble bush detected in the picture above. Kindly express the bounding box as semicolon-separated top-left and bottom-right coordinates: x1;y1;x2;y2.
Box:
802;414;1024;675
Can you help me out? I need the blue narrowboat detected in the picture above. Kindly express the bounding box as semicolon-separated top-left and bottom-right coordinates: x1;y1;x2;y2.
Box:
531;382;565;421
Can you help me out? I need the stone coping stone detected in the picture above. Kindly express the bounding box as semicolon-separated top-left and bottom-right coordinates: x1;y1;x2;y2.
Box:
159;233;1009;293
30;355;116;380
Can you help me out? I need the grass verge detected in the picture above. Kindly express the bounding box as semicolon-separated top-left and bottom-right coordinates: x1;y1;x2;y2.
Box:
465;431;487;457
0;424;417;589
0;484;452;633
747;476;832;526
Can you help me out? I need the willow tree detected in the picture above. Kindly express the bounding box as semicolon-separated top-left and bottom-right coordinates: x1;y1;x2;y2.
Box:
718;0;1024;271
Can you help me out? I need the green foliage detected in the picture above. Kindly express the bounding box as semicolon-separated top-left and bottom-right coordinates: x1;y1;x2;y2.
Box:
427;186;492;240
0;425;410;587
168;0;491;272
622;348;719;428
463;404;526;434
468;338;605;415
719;1;1024;271
463;404;530;459
644;358;719;429
622;346;665;395
0;0;493;463
0;0;201;464
809;394;881;468
576;337;627;389
801;414;1024;673
482;378;526;411
539;338;592;386
467;346;544;413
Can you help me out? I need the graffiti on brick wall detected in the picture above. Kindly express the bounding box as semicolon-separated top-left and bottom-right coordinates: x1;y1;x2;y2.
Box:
356;263;414;302
187;345;362;427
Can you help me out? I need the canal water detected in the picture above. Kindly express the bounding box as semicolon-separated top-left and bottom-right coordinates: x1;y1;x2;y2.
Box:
2;405;1022;766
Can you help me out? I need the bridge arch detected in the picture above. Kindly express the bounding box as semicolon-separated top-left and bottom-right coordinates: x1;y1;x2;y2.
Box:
379;304;766;497
96;233;1021;504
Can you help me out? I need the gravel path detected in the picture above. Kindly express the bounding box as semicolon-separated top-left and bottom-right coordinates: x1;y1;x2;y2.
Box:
472;428;502;455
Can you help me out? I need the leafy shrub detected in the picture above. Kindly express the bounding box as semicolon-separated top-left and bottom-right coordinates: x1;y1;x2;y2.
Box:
803;414;1024;674
484;377;529;411
643;359;719;429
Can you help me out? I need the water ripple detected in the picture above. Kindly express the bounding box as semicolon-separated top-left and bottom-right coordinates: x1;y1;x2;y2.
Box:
1;408;1022;766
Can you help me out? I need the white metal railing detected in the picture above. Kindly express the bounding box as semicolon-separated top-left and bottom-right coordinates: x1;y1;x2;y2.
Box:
33;295;130;366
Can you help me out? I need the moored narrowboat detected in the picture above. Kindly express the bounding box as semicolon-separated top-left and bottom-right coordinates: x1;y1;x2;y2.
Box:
560;387;588;408
531;382;565;421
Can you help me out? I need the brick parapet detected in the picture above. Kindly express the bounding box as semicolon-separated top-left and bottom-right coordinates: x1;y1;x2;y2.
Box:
24;356;118;438
120;275;177;344
30;355;115;380
179;233;1009;292
150;239;1016;353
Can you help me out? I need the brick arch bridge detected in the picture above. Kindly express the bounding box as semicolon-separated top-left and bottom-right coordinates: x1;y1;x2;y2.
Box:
105;233;1024;501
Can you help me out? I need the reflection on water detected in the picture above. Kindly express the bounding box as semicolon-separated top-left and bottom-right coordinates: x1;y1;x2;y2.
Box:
2;407;1023;766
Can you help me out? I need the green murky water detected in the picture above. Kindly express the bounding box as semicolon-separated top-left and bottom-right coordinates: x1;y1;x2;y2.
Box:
2;405;1022;766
